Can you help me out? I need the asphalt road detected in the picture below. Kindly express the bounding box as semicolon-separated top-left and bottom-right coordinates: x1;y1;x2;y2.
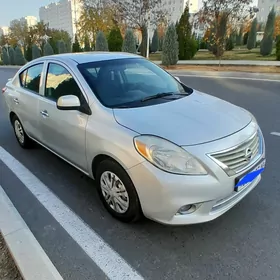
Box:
1;67;280;280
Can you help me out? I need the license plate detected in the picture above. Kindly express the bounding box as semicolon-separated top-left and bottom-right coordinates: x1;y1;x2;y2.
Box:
234;159;266;192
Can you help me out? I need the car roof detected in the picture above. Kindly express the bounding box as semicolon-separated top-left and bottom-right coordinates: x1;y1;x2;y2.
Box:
34;52;141;64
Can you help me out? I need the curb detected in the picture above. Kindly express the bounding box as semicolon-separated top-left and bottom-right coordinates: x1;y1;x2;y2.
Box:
0;185;63;280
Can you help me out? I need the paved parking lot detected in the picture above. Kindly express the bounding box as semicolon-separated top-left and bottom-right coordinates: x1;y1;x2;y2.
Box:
1;67;280;280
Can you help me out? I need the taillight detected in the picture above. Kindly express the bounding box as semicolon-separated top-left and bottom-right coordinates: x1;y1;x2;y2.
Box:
2;87;7;94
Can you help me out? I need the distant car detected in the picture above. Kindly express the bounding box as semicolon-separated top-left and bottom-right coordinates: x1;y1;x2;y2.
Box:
2;53;266;225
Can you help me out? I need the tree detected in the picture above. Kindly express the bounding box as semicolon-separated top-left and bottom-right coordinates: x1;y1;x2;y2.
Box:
14;46;26;65
236;25;244;46
108;27;123;51
84;35;91;51
122;29;136;53
260;7;276;56
43;42;54;56
162;23;178;66
176;5;197;60
275;16;280;38
276;38;280;61
72;35;82;52
25;44;32;62
95;31;109;51
2;48;10;65
9;19;28;47
103;0;167;56
151;29;159;53
58;40;67;53
78;2;116;45
8;47;15;65
247;18;257;50
32;44;41;60
226;36;234;51
199;0;252;58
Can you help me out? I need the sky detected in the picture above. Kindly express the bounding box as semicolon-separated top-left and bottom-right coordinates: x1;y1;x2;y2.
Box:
0;0;259;27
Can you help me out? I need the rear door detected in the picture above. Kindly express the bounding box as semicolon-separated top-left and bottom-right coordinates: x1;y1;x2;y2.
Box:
8;63;45;140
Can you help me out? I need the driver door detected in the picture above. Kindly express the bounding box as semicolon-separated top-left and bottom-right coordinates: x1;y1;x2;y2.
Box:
38;61;89;171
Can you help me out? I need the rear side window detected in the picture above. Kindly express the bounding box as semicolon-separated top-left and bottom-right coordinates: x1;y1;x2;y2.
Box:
19;64;44;94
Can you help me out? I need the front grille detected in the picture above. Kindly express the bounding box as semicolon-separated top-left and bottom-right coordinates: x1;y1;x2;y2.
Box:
210;131;262;175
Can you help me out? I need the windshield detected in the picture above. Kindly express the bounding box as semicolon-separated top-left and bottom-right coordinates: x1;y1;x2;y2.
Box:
78;58;192;108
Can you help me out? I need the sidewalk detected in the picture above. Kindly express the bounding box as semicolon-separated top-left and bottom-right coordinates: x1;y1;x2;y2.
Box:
153;60;280;66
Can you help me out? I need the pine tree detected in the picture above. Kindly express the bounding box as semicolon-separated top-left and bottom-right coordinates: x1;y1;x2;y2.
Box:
151;29;159;53
247;18;258;50
95;31;109;51
58;40;67;53
43;42;54;56
32;44;41;60
49;38;58;54
122;29;136;53
225;36;234;51
2;48;10;65
176;5;196;60
8;47;15;65
84;35;91;51
140;26;148;56
276;38;280;61
260;7;276;56
236;25;244;46
108;27;123;51
72;35;82;52
162;23;179;66
25;45;32;62
14;46;26;65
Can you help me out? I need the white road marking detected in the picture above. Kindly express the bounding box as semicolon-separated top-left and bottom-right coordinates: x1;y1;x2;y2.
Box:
0;146;144;280
271;132;280;137
174;74;280;83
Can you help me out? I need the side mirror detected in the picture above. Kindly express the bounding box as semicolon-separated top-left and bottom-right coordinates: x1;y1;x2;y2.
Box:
174;76;181;82
57;95;81;111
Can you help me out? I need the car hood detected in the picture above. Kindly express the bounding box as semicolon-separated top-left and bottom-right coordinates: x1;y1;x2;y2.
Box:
113;90;252;146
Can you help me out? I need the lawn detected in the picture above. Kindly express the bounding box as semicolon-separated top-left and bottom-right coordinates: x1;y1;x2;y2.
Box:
149;48;277;61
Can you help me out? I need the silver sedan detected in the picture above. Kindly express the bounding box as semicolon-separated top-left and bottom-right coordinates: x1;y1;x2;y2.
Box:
3;53;266;225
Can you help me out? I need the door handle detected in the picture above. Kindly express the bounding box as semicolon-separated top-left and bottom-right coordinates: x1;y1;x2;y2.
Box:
13;98;19;104
40;110;49;117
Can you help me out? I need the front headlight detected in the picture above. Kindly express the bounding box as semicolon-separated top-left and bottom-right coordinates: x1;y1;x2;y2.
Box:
134;135;207;175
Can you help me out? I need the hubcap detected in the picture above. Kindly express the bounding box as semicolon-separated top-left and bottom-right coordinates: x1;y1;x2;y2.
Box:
14;120;24;144
100;171;129;214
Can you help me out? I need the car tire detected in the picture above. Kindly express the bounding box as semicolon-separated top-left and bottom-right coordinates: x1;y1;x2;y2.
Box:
96;159;142;223
12;115;33;149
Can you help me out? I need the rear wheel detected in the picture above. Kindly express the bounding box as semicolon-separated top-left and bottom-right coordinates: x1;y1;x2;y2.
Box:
12;115;33;149
96;160;142;223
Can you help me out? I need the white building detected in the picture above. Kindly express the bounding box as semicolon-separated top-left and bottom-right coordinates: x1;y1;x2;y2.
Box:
24;16;38;27
39;0;83;39
257;0;280;23
163;0;199;23
0;26;10;36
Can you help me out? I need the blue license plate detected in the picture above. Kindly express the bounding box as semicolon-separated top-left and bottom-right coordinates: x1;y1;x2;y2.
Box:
234;159;266;192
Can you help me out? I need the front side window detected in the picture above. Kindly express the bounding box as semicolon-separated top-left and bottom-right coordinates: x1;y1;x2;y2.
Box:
78;58;192;108
20;64;43;94
45;63;83;102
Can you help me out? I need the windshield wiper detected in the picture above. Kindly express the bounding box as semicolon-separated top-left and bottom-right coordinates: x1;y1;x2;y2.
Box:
141;92;174;102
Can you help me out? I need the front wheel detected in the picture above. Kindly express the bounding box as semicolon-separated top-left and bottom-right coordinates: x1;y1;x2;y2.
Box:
12;115;33;149
96;160;142;223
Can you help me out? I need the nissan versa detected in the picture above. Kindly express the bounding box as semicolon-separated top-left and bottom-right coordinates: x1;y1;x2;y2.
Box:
2;53;266;225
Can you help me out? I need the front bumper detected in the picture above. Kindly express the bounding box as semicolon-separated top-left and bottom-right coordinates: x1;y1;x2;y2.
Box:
127;122;265;225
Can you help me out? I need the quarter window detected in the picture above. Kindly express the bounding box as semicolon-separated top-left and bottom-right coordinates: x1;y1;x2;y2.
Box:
45;63;83;102
20;64;43;94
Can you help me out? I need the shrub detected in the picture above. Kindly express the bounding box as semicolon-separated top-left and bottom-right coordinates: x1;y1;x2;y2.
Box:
122;29;136;53
247;18;258;50
276;39;280;61
14;46;26;65
260;8;276;56
226;36;234;51
43;42;54;56
2;48;10;65
162;23;179;66
151;29;159;53
108;27;123;51
32;44;41;60
72;35;82;52
8;47;15;65
58;40;67;53
84;35;91;51
95;31;109;51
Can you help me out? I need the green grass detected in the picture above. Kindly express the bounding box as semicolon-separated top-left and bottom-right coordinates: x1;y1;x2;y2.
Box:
149;48;277;61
